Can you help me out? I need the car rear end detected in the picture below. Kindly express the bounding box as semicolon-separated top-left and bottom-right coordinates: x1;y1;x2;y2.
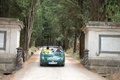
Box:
40;51;65;66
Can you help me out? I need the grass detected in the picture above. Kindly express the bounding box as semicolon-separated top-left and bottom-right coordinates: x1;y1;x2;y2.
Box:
29;46;38;56
65;48;80;60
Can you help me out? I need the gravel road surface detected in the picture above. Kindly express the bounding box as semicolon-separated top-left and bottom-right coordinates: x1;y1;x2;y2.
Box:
5;50;107;80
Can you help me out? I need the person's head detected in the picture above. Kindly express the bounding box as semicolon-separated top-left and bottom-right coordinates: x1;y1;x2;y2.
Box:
57;47;60;50
46;46;49;49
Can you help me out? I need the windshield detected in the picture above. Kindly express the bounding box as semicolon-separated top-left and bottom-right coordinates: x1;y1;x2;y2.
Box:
43;52;64;57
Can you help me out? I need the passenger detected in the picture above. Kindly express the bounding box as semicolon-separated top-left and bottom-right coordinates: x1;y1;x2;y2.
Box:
56;48;62;53
43;46;51;53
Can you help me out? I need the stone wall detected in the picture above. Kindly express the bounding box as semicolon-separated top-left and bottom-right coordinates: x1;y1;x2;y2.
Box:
0;53;16;73
82;21;120;58
88;59;120;77
0;18;23;73
82;21;120;77
0;18;23;54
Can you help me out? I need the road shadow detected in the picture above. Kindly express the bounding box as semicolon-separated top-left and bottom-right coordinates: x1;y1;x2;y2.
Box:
39;64;65;68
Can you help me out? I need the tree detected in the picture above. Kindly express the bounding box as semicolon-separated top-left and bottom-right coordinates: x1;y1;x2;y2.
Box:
0;0;40;59
23;0;39;59
101;0;120;22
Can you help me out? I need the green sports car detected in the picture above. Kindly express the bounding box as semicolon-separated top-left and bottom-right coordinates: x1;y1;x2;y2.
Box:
40;46;65;66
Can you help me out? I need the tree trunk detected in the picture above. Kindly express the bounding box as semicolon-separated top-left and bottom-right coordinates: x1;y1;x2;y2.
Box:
64;30;69;51
73;30;77;53
61;25;65;50
79;31;85;59
23;0;38;60
99;0;107;21
90;0;99;20
77;0;84;59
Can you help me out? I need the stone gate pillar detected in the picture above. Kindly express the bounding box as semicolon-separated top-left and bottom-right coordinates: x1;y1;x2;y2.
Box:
82;21;120;76
0;18;24;73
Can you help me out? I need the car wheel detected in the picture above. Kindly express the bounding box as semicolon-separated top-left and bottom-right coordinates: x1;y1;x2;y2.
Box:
40;63;43;66
61;63;65;67
40;59;43;66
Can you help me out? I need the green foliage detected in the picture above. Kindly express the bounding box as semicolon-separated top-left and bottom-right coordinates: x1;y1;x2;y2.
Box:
34;0;91;46
100;0;120;22
113;12;120;22
15;0;30;17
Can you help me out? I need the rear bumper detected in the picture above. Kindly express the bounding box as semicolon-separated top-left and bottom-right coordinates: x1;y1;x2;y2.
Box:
41;59;65;65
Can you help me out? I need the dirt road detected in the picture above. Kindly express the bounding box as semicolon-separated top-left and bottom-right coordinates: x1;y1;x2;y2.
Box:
5;50;107;80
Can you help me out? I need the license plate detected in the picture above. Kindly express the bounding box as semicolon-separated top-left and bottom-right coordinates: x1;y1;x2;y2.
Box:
48;61;57;64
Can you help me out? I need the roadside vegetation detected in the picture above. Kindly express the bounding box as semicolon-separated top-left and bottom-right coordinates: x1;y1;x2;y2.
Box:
28;47;38;56
66;48;80;60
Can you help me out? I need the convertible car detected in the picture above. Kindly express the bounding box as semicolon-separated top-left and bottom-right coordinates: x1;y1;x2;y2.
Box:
40;46;65;66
